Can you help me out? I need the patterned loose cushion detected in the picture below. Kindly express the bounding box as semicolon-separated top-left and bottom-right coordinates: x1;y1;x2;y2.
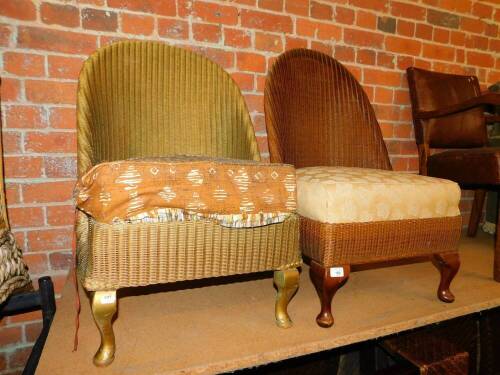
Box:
0;229;31;304
297;166;460;224
76;156;297;227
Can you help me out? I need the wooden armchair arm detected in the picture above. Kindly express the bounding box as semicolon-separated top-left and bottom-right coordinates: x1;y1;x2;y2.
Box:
486;115;500;124
414;92;500;120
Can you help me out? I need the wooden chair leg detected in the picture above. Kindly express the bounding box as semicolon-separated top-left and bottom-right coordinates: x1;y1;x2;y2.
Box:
432;253;460;303
91;291;117;367
468;189;486;237
310;261;350;328
494;198;500;282
274;268;299;328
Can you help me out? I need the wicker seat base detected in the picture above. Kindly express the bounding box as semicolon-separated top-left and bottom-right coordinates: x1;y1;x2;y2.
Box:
300;215;462;267
77;213;301;366
301;215;462;328
77;214;301;291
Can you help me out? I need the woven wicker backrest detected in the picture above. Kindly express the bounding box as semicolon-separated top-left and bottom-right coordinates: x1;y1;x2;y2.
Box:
77;41;260;176
265;49;391;170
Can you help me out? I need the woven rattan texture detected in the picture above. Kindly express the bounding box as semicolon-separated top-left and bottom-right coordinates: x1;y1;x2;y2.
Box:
0;127;31;304
265;50;461;268
300;215;462;266
264;48;391;170
0;230;32;304
384;333;469;375
77;41;260;177
76;41;301;291
383;315;479;374
78;215;300;291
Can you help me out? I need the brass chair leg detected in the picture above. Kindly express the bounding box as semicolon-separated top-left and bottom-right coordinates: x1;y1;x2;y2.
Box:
274;268;299;328
91;291;117;367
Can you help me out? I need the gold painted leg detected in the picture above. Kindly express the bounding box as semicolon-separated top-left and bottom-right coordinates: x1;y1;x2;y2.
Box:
273;268;299;329
91;291;117;367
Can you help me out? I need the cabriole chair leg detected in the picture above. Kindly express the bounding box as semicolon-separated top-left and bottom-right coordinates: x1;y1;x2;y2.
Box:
91;291;117;367
432;253;460;303
310;261;350;328
274;268;299;328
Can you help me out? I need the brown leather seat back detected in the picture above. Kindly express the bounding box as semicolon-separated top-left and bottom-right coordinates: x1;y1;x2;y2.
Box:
407;67;487;149
265;49;391;170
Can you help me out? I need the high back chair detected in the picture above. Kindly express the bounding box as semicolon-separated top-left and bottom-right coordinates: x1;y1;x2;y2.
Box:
76;41;301;367
265;49;462;328
407;67;500;281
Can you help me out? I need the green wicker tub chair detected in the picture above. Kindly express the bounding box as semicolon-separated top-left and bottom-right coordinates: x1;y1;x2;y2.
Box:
76;41;301;367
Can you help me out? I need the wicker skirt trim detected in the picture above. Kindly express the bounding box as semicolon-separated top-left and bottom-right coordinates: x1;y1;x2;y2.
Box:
77;214;301;291
300;215;462;266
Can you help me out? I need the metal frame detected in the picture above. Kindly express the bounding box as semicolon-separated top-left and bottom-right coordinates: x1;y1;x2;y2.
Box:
0;277;56;375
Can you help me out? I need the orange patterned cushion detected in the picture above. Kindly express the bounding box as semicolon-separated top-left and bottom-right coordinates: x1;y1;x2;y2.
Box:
75;156;296;227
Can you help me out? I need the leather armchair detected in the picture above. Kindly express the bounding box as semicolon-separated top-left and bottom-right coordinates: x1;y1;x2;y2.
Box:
407;67;500;281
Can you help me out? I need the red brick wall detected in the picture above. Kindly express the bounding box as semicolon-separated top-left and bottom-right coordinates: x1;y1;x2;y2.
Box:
0;0;499;371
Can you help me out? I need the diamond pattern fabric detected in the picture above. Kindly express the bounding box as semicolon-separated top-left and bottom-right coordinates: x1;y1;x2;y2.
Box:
296;166;461;224
76;156;297;227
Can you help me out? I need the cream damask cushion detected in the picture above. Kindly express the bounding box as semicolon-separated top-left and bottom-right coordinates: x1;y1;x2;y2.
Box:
75;156;296;228
297;166;461;224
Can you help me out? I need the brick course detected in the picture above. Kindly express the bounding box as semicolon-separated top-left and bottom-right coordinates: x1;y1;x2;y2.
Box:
0;0;499;372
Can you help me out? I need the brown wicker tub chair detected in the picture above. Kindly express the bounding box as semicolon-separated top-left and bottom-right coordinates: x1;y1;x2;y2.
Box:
264;49;462;328
76;41;301;367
